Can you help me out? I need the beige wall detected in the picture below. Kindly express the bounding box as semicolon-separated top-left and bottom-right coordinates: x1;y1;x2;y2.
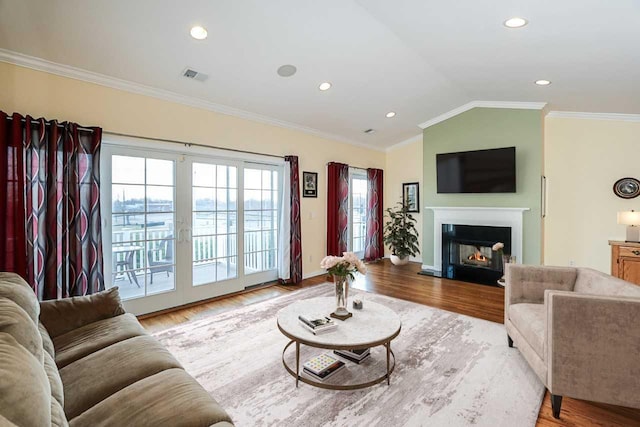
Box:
0;62;385;277
544;117;640;273
384;137;423;263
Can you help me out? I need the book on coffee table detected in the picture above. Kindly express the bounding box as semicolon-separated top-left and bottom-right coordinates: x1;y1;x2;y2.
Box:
334;348;371;364
298;314;337;334
302;354;345;381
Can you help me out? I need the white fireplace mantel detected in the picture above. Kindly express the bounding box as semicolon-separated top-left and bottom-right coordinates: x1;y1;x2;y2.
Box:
427;207;530;272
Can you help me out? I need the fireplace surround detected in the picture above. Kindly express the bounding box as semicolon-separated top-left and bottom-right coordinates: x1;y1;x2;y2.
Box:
442;224;511;285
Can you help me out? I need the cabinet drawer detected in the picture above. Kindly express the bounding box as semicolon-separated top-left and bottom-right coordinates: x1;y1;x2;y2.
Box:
619;246;640;258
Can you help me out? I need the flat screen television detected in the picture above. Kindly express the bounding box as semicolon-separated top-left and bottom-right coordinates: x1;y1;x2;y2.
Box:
436;147;516;193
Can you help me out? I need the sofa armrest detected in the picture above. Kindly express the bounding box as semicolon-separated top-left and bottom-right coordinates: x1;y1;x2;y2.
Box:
506;264;576;307
545;291;640;407
39;287;126;338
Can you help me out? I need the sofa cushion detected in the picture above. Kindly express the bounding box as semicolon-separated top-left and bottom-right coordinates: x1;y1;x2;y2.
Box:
52;399;70;427
508;303;546;359
60;335;182;419
53;313;147;369
0;275;39;322
40;287;126;338
0;297;43;363
0;332;51;427
44;351;64;406
40;321;56;358
68;368;233;427
575;268;640;297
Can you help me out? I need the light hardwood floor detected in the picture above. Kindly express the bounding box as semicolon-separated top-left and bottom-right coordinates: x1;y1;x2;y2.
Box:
139;260;640;427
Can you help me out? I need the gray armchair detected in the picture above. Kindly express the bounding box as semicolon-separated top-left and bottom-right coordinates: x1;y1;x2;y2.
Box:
505;264;640;418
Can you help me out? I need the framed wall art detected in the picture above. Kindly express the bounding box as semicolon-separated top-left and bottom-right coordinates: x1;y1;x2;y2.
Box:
403;182;419;213
303;171;318;197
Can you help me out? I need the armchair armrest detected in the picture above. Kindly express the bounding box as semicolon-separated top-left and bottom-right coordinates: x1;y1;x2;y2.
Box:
506;264;576;307
545;291;640;408
39;287;126;338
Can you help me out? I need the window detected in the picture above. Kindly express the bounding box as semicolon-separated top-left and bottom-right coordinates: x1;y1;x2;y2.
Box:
350;170;368;257
192;162;238;285
110;155;176;300
244;167;279;274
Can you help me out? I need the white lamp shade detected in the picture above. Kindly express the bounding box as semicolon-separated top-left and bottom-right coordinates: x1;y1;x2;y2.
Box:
618;211;640;226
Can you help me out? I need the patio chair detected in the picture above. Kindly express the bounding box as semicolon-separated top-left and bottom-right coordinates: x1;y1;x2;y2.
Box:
147;235;174;284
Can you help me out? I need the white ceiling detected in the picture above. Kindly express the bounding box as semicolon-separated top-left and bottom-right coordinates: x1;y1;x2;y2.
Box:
1;0;639;149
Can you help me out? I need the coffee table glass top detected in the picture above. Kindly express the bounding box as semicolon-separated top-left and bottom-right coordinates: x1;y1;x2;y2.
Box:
277;297;401;348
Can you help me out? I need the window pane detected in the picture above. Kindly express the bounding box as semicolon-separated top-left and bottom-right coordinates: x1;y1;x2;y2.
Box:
262;170;272;190
146;159;174;186
227;189;237;211
217;165;228;188
112;185;145;213
244;169;261;190
193;187;215;211
216;188;227;210
193;260;217;286
193;163;216;187
112;269;145;300
145;214;174;240
228;167;237;189
193;212;215;236
147;186;174;212
112;156;144;184
244;190;261;210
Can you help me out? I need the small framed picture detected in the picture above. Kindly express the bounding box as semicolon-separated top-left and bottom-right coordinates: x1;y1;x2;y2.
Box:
303;171;318;197
403;182;419;213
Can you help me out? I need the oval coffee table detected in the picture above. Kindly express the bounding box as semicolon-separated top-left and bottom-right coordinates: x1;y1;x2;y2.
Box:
277;297;401;390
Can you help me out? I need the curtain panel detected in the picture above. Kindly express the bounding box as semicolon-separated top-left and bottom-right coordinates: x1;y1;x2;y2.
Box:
364;168;384;261
278;155;302;284
326;162;349;256
0;111;104;300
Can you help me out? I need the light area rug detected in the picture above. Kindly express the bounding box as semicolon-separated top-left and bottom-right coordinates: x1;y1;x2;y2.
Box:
154;285;544;427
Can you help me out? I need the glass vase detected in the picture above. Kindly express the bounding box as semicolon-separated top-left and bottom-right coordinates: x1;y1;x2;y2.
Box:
334;276;350;316
499;255;516;286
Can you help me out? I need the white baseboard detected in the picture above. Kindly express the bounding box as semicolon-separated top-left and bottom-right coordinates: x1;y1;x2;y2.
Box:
303;269;326;280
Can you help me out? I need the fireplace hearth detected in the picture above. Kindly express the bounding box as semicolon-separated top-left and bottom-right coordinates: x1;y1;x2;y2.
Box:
442;224;511;286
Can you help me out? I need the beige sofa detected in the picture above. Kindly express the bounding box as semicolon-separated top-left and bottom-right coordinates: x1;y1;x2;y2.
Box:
0;272;234;427
505;264;640;418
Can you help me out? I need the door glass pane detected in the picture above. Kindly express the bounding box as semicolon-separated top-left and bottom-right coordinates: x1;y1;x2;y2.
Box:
192;162;238;286
351;177;367;255
244;167;279;275
108;155;176;300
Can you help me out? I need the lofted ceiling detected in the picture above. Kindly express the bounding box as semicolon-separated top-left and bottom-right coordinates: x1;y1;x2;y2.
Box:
0;0;639;150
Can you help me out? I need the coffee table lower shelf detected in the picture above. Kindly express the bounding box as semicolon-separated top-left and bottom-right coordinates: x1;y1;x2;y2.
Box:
281;340;396;390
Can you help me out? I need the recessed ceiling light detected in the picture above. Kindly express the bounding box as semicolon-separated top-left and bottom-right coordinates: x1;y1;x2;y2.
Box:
277;64;297;77
535;79;551;86
385;111;396;118
503;17;528;28
190;26;208;40
318;82;332;91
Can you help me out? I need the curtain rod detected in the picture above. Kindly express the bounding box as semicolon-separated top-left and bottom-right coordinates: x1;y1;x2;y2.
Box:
327;162;369;171
106;131;285;160
4;115;95;133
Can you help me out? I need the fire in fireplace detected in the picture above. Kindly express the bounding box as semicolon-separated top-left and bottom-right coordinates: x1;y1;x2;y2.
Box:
441;224;511;286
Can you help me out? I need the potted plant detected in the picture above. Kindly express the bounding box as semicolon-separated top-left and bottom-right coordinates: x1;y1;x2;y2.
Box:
383;201;420;265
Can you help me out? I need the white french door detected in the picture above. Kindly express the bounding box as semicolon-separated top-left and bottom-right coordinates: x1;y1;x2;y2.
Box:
101;143;282;315
349;169;368;258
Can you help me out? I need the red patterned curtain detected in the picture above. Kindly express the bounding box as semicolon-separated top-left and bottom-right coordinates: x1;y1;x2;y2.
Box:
364;168;384;261
281;155;302;284
326;162;349;256
0;111;103;300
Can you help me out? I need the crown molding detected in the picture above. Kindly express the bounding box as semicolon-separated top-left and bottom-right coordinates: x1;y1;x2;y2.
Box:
385;134;422;152
418;101;547;130
546;110;640;122
0;48;385;152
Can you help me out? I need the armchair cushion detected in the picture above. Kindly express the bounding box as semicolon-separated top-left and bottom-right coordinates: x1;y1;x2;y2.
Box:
574;268;640;297
508;303;545;359
40;287;125;338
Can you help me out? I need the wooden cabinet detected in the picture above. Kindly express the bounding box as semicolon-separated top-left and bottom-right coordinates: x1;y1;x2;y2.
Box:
609;240;640;286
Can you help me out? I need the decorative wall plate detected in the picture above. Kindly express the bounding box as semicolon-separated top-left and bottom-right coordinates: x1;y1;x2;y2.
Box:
613;177;640;199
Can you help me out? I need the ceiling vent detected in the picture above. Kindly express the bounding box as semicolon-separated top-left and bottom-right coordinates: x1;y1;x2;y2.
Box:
364;129;376;134
182;68;208;82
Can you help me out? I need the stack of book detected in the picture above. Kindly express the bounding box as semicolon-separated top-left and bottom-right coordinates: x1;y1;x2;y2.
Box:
298;313;337;335
302;354;345;382
334;348;371;364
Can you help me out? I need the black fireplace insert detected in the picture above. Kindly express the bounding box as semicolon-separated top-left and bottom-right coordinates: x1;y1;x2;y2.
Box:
442;224;512;286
